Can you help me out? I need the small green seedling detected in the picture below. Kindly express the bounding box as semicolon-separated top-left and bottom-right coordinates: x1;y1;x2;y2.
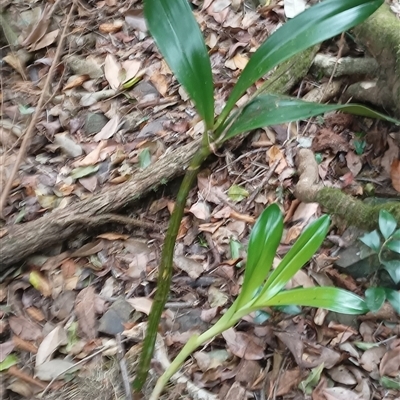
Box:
149;204;368;399
359;210;400;313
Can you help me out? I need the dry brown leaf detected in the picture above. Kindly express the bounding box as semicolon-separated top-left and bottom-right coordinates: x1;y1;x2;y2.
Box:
127;297;153;315
36;325;68;367
379;344;400;377
3;53;27;79
222;328;264;360
381;136;399;175
267;145;287;174
99;20;124;33
9;316;42;341
31;29;59;51
97;232;129;240
390;159;400;192
75;286;97;340
121;59;141;83
22;4;52;48
233;53;249;70
63;74;90;91
0;341;15;362
104;54;121;90
345;150;362;177
323;387;362;400
70;240;103;257
93;115;119;141
74;140;107;167
189;201;211;221
275;368;302;396
25;307;45;322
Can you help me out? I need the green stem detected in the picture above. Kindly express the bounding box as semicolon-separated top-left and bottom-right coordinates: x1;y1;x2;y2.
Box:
149;310;242;400
133;141;211;393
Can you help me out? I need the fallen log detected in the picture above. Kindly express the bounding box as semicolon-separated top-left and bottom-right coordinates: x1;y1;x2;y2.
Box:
0;139;200;269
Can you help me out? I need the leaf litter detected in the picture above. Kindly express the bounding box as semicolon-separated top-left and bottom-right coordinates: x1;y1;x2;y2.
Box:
0;0;399;399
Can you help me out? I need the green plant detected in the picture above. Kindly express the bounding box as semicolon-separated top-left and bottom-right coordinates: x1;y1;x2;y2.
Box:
133;0;395;393
359;209;400;313
149;204;368;399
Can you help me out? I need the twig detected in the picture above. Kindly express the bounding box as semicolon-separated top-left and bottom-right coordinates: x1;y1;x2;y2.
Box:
116;334;132;400
40;341;115;397
0;1;76;217
244;160;279;211
8;366;47;389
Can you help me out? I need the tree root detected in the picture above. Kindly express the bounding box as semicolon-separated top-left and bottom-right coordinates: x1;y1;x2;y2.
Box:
295;149;400;229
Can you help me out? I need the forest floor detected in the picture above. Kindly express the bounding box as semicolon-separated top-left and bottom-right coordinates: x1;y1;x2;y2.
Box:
0;0;400;399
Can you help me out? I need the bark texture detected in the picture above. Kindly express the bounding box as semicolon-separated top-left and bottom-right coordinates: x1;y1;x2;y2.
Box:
0;140;200;269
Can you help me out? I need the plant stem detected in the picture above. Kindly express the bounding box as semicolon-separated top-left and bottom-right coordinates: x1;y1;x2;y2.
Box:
133;142;211;393
149;313;240;400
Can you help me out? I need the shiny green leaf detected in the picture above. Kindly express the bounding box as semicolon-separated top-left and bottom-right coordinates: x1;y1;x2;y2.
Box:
257;215;330;302
223;94;399;140
236;204;283;308
386;240;400;254
385;288;400;314
379;210;397;240
383;260;400;284
144;0;214;129
359;230;381;253
259;287;368;314
391;229;400;240
365;287;386;313
218;0;383;124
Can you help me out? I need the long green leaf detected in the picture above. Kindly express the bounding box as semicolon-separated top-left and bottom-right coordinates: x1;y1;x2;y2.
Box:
237;204;283;308
144;0;214;129
218;0;383;125
258;215;330;303
224;94;399;140
258;287;369;314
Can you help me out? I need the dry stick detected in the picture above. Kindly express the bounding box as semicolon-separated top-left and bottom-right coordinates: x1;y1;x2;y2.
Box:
116;333;133;400
243;160;280;212
0;2;76;217
40;341;116;397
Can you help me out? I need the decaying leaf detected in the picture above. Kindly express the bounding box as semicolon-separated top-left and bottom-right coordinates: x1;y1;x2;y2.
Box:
74;286;97;340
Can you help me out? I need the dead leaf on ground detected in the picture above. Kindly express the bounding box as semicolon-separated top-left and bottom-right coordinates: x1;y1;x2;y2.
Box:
9;316;42;341
35;325;68;367
93;115;119;141
222;328;265;360
390;159;400;192
104;54;121;90
75;286;97;340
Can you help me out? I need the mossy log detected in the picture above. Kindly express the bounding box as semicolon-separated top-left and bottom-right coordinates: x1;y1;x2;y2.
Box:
295;149;400;230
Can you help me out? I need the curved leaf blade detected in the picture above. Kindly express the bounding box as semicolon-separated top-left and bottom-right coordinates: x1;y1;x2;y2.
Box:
219;0;383;123
144;0;214;129
224;94;399;140
378;210;397;240
237;204;283;307
258;287;368;314
259;215;330;302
